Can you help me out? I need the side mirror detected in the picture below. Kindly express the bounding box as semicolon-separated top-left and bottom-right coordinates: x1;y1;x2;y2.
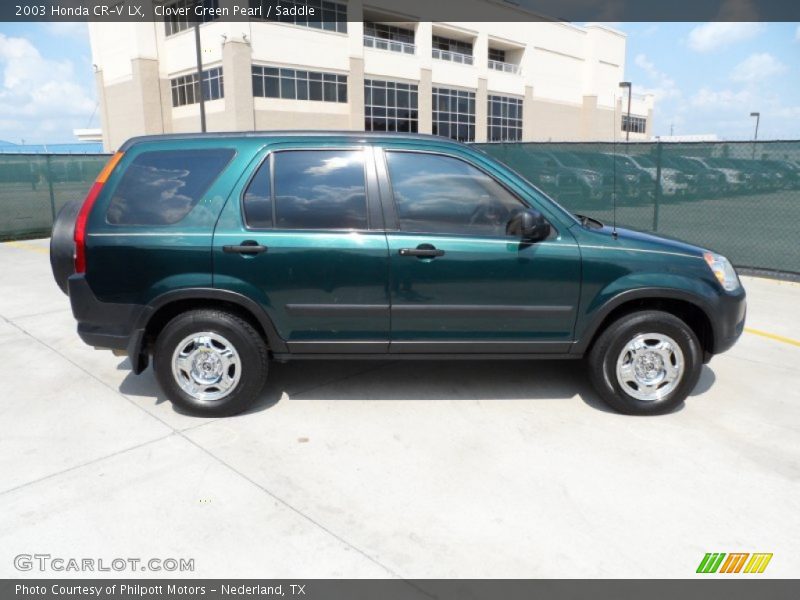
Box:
506;209;551;243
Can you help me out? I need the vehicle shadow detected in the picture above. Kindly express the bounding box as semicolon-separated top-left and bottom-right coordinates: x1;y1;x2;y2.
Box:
118;358;717;417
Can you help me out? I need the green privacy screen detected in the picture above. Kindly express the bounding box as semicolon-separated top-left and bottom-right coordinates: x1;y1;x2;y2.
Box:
0;154;109;240
2;142;799;274
475;141;800;274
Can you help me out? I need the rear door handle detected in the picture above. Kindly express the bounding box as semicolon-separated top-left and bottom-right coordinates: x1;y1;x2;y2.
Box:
398;245;445;258
223;241;268;255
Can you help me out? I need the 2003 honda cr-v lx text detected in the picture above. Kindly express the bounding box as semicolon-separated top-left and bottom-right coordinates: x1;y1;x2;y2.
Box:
50;132;746;416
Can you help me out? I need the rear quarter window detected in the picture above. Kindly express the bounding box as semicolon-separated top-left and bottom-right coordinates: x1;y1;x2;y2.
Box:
106;149;234;225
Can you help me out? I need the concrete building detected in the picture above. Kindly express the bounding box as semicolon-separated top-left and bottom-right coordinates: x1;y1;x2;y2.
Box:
88;0;655;152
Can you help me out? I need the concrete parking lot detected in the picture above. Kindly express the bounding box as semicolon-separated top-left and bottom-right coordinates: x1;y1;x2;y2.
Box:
0;237;798;578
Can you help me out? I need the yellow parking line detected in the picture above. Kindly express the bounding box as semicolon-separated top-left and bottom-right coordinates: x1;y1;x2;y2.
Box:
3;241;49;255
745;328;800;348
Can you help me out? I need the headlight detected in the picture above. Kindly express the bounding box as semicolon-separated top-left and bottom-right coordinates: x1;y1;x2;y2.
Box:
704;252;740;291
624;174;638;182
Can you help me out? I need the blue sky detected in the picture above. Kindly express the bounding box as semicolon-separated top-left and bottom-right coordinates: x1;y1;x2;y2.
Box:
619;22;800;140
0;21;797;143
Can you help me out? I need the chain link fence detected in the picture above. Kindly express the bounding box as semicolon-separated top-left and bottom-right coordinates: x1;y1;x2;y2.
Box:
0;154;109;240
2;143;799;274
475;141;800;275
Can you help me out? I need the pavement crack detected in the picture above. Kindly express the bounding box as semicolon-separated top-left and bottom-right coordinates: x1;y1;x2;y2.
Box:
0;433;175;497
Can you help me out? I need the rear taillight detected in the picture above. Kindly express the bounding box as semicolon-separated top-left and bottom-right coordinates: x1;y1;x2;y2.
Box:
74;151;124;274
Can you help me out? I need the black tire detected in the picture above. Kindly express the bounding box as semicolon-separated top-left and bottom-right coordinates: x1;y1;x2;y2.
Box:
587;310;702;415
153;309;269;417
50;199;82;295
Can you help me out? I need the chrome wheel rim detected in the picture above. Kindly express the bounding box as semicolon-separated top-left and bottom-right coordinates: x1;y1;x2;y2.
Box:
615;333;684;402
171;332;241;402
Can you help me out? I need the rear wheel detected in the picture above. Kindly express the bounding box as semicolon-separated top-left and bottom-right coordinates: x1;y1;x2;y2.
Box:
588;310;702;415
153;309;268;416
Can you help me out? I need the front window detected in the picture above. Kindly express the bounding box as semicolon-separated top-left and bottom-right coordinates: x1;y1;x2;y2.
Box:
364;80;419;133
385;151;525;237
433;87;475;142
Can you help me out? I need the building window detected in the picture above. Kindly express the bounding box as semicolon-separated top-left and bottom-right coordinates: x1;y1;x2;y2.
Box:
488;95;523;142
164;0;220;36
488;48;506;62
364;80;419;133
252;66;347;103
170;68;224;107
432;35;474;65
249;0;347;33
622;115;647;134
363;21;415;54
432;87;475;142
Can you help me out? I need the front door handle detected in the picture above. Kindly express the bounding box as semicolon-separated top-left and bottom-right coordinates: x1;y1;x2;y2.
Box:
398;244;445;258
223;240;268;255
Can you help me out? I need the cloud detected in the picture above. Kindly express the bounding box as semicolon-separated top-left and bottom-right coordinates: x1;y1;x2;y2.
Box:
690;87;753;110
0;32;95;143
730;53;787;83
43;22;89;38
634;53;681;101
687;22;764;52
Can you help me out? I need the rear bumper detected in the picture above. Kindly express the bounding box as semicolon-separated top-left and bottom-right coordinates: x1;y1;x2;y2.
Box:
68;274;149;372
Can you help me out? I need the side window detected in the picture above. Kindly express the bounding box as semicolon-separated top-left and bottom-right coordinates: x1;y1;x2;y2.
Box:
107;149;234;225
242;158;272;228
385;151;525;236
273;150;367;230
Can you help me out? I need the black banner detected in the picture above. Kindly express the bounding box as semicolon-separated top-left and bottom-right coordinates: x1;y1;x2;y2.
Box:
3;0;800;23
4;580;800;600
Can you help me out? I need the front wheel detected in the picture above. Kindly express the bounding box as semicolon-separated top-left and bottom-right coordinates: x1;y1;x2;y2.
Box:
153;309;269;417
587;310;702;415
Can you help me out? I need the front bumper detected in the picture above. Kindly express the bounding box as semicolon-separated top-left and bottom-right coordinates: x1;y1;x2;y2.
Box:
709;287;747;357
68;274;149;373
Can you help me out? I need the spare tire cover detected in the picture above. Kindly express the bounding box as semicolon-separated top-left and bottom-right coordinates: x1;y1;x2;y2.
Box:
50;199;81;295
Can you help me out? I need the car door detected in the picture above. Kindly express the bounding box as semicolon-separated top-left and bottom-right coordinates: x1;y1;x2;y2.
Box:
376;147;581;354
212;144;390;354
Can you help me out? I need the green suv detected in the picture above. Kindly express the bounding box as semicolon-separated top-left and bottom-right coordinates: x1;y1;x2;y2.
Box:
50;132;746;416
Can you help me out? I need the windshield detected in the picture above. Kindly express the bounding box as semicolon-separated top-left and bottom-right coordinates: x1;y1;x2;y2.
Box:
633;155;656;168
551;152;586;168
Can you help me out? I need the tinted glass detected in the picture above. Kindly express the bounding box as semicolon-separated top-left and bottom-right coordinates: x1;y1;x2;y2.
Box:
107;149;234;225
386;152;525;236
242;158;272;228
273;150;367;230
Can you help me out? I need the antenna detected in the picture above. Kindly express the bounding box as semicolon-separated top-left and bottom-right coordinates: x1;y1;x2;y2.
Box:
611;91;618;239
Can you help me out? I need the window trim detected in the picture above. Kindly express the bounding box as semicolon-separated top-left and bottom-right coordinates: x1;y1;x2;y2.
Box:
104;147;237;227
377;147;552;240
239;147;377;233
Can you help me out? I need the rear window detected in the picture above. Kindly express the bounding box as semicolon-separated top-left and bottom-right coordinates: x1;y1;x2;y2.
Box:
106;149;234;225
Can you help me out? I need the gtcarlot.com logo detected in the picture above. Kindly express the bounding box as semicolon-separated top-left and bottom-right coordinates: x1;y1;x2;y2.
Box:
697;552;773;574
14;554;195;573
